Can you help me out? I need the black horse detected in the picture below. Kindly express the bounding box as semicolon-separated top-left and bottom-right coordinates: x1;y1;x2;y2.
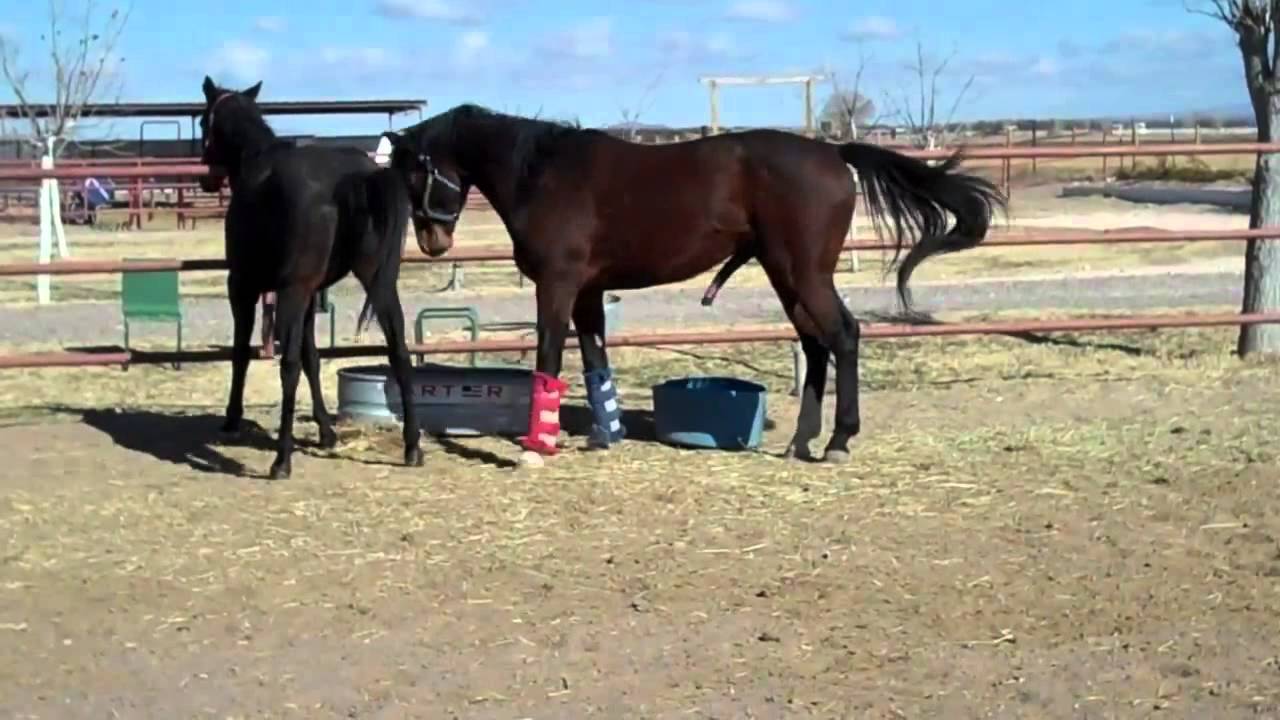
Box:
199;76;424;478
382;104;1005;465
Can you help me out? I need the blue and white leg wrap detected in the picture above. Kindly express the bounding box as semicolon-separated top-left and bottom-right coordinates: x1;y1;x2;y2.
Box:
584;367;626;447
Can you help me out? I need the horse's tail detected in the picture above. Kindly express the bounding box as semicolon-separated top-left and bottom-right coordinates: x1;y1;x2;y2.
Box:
356;168;411;335
837;142;1007;313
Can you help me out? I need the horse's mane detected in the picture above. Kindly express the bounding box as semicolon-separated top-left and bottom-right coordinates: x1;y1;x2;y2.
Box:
408;103;583;192
231;100;276;142
209;84;279;152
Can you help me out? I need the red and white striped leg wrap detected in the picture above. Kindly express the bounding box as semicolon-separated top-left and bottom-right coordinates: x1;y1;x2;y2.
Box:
520;371;568;455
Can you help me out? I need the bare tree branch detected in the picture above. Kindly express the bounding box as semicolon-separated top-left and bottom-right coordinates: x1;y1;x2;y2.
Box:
823;41;884;139
0;0;132;156
617;63;669;140
884;38;975;149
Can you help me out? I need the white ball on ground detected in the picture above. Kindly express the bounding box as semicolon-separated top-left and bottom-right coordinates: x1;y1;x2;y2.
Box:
519;450;545;468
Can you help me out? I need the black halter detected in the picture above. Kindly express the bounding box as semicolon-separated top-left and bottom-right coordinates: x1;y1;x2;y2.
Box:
412;151;463;224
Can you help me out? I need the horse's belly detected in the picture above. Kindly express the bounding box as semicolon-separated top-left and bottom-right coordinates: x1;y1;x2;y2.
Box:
597;228;744;289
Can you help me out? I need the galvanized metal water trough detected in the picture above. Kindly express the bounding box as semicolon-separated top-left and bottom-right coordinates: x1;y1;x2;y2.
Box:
337;362;532;437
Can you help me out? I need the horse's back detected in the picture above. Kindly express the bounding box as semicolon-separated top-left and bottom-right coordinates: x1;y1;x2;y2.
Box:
226;144;381;287
268;145;377;198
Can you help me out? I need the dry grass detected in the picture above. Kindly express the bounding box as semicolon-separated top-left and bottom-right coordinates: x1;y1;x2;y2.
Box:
0;305;1265;427
960;152;1255;185
1;308;1279;716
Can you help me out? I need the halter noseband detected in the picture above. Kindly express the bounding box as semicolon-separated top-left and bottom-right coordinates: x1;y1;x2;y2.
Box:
412;151;463;224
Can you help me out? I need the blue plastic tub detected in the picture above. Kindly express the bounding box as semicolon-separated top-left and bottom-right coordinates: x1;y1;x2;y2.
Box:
651;376;768;450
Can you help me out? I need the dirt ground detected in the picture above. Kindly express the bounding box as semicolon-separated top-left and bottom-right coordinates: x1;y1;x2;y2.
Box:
1;321;1278;719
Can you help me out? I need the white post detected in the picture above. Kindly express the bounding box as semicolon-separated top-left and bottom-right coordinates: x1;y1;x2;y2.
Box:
35;136;70;305
847;115;861;273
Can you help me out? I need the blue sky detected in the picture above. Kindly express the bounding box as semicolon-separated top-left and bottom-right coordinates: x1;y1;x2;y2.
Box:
0;0;1254;139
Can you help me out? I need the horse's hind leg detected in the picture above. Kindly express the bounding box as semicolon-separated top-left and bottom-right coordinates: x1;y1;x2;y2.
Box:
268;286;311;480
792;276;860;463
369;285;424;467
791;334;831;461
758;263;830;461
301;295;338;449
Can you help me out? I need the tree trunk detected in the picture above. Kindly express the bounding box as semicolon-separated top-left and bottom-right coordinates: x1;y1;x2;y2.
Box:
1238;94;1280;356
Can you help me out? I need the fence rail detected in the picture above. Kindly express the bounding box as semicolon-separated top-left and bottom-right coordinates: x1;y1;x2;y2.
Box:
1;141;1274;219
1;142;1278;183
0;227;1270;278
1;312;1276;370
1;140;1278;370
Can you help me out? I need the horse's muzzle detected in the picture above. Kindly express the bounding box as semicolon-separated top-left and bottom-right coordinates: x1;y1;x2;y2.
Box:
415;225;453;258
199;172;225;194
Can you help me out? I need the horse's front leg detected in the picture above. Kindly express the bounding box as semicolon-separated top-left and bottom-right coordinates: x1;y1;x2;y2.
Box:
221;274;258;436
519;279;577;466
574;289;625;450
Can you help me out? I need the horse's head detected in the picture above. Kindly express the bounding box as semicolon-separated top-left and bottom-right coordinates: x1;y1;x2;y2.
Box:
381;129;466;258
198;75;262;193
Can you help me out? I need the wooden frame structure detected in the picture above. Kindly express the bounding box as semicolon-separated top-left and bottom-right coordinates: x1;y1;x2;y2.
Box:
698;74;828;135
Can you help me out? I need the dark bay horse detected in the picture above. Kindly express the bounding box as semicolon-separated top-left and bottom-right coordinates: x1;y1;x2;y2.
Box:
382;104;1005;465
199;76;424;478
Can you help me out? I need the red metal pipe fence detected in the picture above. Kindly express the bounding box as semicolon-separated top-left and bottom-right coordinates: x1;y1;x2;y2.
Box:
1;140;1278;369
1;312;1277;370
0;227;1273;278
3;141;1278;183
1;140;1278;216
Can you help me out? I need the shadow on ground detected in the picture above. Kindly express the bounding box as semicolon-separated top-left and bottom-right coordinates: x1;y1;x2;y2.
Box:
864;310;1151;357
49;405;277;478
561;405;658;444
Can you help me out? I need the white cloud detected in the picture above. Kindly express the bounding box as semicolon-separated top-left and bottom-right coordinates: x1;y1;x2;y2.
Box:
253;16;287;32
455;30;491;68
212;40;270;83
316;46;394;69
844;15;898;41
373;0;480;24
969;50;1022;75
657;29;749;62
724;0;796;23
543;17;613;60
1029;57;1059;77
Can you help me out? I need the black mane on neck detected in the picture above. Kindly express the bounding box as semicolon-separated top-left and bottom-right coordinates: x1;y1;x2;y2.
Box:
224;98;278;152
408;103;583;194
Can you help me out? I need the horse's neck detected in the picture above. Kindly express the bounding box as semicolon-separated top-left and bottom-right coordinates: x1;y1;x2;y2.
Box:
456;123;523;225
224;123;278;191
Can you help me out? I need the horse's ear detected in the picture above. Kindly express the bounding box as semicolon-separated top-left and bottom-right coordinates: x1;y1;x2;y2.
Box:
242;81;262;100
202;75;217;100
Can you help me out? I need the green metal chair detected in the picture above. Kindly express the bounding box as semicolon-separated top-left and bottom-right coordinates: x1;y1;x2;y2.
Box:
121;258;184;370
414;306;480;367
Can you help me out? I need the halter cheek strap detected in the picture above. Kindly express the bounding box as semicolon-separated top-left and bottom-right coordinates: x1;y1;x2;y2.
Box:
203;92;234;152
414;151;464;224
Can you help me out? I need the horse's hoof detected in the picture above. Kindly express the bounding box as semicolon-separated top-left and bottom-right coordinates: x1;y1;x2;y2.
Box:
585;426;613;451
268;461;291;480
822;449;851;464
784;443;817;462
318;427;339;450
518;450;545;468
405;447;424;467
